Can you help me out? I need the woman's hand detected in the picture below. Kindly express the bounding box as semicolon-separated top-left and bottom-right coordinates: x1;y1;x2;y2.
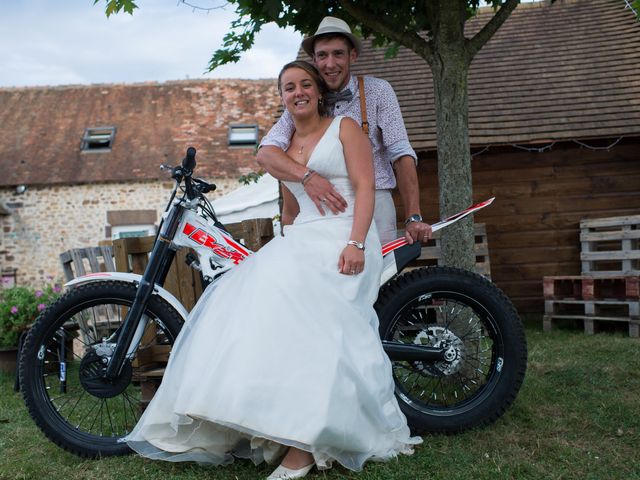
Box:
338;244;365;275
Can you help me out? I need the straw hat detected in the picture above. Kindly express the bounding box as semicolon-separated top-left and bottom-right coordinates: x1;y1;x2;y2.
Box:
301;16;363;57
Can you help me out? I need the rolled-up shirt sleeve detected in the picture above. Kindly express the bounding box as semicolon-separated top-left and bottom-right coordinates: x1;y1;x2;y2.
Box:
260;110;295;151
377;81;417;164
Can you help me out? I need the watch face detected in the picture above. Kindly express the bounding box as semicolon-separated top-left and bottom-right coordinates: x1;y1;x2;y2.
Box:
348;240;365;250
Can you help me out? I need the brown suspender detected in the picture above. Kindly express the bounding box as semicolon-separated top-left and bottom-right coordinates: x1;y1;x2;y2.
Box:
357;76;369;135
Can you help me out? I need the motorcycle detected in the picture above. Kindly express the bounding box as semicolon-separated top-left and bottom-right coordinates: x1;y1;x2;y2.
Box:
19;147;527;458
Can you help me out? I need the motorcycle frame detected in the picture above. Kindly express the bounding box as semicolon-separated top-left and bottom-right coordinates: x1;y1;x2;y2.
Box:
87;152;493;380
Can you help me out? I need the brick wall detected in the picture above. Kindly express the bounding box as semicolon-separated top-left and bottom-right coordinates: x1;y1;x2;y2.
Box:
0;178;239;287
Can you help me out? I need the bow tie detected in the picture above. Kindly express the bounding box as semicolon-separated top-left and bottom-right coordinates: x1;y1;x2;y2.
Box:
324;89;353;105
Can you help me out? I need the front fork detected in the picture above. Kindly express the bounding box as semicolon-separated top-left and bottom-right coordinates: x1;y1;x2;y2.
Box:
102;193;186;380
103;236;177;379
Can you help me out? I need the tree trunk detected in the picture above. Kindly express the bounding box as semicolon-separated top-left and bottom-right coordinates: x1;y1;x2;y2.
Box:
430;0;475;270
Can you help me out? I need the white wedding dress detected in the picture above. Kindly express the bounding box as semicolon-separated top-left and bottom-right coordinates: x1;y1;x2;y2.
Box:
125;116;422;471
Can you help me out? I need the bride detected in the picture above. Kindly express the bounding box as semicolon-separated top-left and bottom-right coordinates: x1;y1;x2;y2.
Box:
125;60;421;479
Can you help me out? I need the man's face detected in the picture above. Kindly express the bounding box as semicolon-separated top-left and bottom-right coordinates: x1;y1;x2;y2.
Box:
312;36;357;92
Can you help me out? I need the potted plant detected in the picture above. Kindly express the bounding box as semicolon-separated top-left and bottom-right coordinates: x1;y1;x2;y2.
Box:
0;284;61;373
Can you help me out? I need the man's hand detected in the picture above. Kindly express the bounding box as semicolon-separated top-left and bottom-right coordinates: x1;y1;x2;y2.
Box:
304;173;348;215
405;221;433;244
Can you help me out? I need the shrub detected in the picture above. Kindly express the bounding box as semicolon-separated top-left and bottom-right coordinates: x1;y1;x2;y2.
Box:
0;284;61;348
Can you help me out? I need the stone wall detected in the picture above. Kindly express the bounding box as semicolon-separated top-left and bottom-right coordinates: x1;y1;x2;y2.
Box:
0;178;238;287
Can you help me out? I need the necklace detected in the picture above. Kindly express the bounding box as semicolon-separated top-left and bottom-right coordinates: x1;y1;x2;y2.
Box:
293;136;305;155
293;120;324;157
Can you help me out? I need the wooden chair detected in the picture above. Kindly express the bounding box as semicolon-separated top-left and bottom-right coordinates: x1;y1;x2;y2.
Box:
59;246;116;281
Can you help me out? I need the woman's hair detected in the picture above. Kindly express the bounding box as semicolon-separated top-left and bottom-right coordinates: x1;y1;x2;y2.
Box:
277;60;329;117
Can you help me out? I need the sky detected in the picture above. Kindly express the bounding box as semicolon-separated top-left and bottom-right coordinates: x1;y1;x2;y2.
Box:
0;0;303;88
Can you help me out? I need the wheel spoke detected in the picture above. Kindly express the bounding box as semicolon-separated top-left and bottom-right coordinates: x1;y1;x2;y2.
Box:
388;293;503;410
21;282;180;455
79;394;101;431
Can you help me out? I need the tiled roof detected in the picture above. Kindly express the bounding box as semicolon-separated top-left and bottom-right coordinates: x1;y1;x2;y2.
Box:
0;79;280;187
346;0;640;150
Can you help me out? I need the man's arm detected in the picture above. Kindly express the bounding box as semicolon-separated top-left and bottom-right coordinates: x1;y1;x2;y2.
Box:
257;112;347;215
377;80;432;244
257;145;307;183
394;155;421;218
393;155;432;243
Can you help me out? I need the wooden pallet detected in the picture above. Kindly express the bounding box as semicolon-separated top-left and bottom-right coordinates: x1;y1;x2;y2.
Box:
543;314;639;337
543;298;639;337
543;275;640;300
409;223;491;278
580;215;640;277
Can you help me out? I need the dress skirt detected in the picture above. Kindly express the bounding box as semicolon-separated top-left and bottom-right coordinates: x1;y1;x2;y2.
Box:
125;117;421;471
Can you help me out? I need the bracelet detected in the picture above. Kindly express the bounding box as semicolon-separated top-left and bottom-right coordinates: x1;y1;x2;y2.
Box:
301;169;316;186
347;240;365;251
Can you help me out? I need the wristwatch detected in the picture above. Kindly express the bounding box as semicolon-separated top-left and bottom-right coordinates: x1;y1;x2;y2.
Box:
347;240;365;251
405;214;423;226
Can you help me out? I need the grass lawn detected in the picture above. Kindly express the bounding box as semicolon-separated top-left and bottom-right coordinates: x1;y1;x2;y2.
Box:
1;326;639;480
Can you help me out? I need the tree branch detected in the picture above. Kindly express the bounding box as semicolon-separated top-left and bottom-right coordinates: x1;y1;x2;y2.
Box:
337;0;434;64
466;0;518;61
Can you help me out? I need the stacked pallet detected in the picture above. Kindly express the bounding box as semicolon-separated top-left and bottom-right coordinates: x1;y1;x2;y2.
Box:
543;215;640;337
409;223;491;278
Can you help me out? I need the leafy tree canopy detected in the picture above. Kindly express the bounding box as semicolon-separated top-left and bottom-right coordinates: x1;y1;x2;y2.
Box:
94;0;525;71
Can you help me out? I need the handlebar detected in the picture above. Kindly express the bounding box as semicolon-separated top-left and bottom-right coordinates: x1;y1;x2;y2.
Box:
165;147;216;200
182;146;197;172
183;148;196;200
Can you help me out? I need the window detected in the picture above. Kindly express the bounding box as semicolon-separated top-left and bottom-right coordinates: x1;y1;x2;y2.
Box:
110;225;156;240
81;126;116;152
228;124;259;147
106;210;156;240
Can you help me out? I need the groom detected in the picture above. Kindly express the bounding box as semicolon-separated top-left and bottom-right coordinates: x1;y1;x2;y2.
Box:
257;16;432;244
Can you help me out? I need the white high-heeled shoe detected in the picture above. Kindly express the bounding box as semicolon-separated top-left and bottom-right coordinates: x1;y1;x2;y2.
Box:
266;462;314;479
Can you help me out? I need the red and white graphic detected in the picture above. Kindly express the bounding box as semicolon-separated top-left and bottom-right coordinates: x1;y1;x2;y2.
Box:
381;198;495;256
183;223;249;264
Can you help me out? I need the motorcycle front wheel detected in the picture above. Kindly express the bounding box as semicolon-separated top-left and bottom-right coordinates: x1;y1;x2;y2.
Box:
19;280;182;458
375;266;527;434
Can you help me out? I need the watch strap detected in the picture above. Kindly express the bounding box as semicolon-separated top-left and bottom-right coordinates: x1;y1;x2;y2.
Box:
405;214;423;226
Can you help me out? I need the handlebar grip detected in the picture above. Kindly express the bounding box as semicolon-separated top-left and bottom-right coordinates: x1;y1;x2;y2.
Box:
182;146;197;172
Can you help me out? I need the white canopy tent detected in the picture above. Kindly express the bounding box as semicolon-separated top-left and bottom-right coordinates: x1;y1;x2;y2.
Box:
211;173;280;225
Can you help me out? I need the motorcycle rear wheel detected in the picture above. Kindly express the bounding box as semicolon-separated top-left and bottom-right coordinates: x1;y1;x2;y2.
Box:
19;281;182;458
375;266;527;434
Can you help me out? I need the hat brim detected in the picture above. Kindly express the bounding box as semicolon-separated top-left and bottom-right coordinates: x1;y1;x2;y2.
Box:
301;31;362;57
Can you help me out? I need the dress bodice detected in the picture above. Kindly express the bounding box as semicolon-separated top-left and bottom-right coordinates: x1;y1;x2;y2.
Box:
283;116;355;224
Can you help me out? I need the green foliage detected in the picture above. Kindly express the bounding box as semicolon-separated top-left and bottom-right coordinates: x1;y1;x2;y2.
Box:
186;0;518;70
93;0;138;17
0;285;61;348
89;0;519;68
238;170;264;185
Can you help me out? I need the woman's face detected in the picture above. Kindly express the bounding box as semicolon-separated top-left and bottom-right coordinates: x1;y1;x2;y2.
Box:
280;67;321;119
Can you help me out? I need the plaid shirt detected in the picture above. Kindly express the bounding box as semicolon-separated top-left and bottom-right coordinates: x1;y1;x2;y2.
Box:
261;75;416;190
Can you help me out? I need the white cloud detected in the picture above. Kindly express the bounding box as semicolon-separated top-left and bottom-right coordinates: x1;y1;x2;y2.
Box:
0;0;302;87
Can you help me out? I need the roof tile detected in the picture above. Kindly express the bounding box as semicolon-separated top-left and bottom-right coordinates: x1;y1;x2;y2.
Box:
0;80;280;186
345;0;640;149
